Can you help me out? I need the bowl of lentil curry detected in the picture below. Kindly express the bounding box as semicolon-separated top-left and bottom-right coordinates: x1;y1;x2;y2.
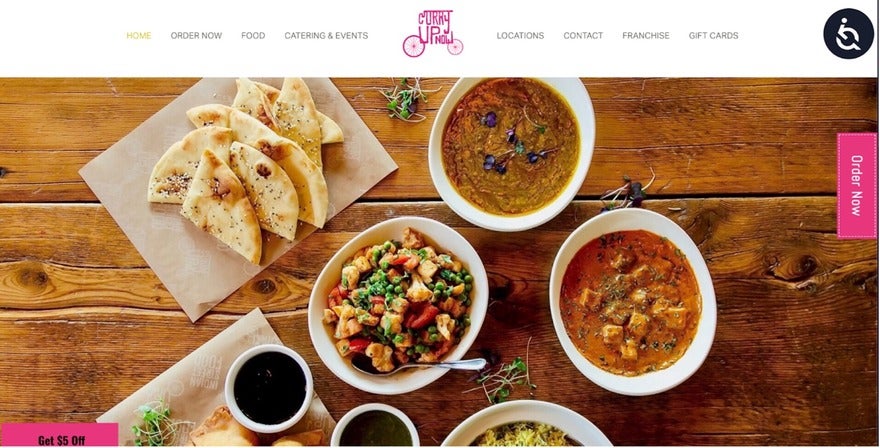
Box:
429;78;595;232
549;208;717;396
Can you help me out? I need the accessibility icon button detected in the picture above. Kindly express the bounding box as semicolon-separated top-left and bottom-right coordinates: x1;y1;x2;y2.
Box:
824;8;874;59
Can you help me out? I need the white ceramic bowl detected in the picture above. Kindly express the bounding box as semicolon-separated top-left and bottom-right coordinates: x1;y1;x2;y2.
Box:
307;216;489;395
224;344;314;433
441;400;612;446
330;403;420;446
549;208;717;396
428;78;595;232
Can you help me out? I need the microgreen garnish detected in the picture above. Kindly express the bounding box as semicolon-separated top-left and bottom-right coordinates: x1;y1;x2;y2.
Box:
480;110;556;174
523;106;547;134
379;77;441;122
600;167;656;212
131;399;192;447
464;338;536;404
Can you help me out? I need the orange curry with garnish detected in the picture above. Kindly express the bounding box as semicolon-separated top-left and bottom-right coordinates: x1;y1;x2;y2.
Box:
441;78;579;216
560;230;701;376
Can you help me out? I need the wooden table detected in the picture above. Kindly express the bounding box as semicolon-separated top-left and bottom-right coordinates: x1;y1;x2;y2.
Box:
0;78;877;446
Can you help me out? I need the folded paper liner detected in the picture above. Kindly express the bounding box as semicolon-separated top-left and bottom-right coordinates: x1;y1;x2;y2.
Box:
97;308;334;446
79;78;397;321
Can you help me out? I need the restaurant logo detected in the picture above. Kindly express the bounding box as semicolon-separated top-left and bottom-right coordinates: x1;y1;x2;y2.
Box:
824;8;874;59
402;9;463;57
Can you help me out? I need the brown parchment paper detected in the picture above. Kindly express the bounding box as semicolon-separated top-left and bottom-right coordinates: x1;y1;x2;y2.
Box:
79;78;397;322
96;308;336;446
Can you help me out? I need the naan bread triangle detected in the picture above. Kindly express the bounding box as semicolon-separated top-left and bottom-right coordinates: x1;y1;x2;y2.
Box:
253;81;280;103
180;149;262;265
187;104;329;228
147;126;234;204
254;80;343;144
273;77;324;167
228;141;299;240
232;77;279;130
316;110;344;144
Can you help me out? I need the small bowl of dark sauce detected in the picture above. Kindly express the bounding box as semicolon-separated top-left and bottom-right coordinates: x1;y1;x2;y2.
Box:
225;344;314;433
331;403;419;446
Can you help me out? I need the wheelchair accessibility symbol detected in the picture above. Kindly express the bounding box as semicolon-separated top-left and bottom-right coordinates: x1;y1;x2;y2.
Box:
836;18;861;51
824;9;874;59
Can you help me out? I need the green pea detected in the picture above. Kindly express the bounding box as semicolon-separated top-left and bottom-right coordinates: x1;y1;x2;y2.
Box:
391;276;402;285
465;283;472;292
381;261;390;270
464;274;473;284
385;284;394;294
394;285;403;294
427;325;437;334
430;333;440;342
383;241;392;250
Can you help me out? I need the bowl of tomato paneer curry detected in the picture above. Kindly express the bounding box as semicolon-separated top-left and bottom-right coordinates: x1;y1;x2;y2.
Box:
550;208;717;395
308;216;488;395
428;78;595;232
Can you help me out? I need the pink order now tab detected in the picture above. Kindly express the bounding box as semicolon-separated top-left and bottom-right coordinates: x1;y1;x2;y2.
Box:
837;133;878;239
1;423;118;446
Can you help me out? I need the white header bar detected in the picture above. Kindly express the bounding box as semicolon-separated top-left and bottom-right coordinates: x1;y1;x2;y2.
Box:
2;1;877;77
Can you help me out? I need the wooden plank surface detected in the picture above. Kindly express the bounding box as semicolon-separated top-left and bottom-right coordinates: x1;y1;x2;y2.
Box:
0;78;877;446
0;78;875;202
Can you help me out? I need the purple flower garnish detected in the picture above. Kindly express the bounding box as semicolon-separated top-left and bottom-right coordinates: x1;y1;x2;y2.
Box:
483;154;496;170
630;182;645;207
495;164;507;174
481;111;497;128
506;128;517;144
407;98;418;115
527;152;539;164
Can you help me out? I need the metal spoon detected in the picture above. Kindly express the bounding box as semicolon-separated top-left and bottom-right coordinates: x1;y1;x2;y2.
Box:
351;353;487;376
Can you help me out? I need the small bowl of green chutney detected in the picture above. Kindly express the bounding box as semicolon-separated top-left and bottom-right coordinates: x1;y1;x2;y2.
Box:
331;403;419;446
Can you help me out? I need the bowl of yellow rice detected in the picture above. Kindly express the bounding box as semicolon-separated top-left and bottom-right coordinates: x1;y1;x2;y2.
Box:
441;400;612;446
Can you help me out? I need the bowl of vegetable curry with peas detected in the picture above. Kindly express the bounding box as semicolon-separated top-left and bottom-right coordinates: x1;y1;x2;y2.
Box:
308;216;488;395
550;208;717;396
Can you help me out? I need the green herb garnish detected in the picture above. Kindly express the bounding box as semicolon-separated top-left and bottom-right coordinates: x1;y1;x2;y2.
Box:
600;167;656;212
464;338;536;404
131;400;191;447
380;77;441;122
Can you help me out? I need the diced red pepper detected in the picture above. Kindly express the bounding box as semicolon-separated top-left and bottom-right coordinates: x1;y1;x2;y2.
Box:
348;338;370;354
408;304;440;329
404;301;425;327
403;256;421;272
370;296;386;305
328;283;348;308
390;254;411;265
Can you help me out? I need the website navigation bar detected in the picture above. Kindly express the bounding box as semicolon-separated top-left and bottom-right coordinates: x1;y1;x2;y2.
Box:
2;0;876;76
